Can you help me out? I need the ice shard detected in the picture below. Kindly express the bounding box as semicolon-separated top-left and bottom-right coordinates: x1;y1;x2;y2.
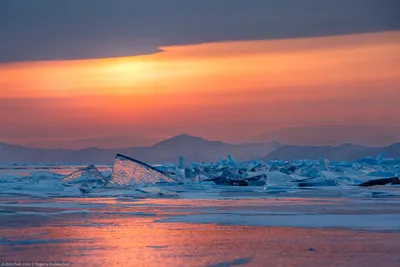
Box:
185;168;195;179
221;168;241;179
61;165;106;185
227;155;238;167
246;174;267;186
107;154;175;187
319;158;330;171
377;152;386;163
178;156;186;169
280;163;296;175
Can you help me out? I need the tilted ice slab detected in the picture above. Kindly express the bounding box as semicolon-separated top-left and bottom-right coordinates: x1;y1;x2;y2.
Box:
60;165;106;185
107;154;175;187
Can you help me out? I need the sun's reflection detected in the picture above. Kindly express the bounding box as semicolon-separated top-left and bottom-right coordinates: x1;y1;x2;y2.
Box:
1;198;400;267
2;217;400;267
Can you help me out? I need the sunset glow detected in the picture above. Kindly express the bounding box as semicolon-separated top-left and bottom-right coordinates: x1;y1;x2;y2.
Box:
1;31;399;148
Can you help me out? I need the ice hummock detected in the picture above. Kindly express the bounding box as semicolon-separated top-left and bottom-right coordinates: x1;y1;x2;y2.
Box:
1;152;400;198
106;154;176;187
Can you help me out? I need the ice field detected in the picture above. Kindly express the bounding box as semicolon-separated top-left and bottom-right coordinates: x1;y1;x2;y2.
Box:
1;154;400;266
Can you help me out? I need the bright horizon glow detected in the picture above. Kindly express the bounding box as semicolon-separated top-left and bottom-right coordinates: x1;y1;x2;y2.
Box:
0;31;399;148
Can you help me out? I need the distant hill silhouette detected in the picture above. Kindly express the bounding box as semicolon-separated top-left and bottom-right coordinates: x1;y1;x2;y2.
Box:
253;125;400;146
263;142;400;161
0;134;280;164
1;134;400;164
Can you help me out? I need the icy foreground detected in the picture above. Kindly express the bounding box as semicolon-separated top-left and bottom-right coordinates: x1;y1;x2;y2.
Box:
1;197;400;267
0;153;399;198
1;154;400;266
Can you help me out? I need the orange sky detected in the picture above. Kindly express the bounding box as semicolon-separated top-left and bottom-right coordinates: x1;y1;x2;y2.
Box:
0;31;399;148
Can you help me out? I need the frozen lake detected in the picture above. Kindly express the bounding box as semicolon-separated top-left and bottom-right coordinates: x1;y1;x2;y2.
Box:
1;161;400;266
1;196;400;267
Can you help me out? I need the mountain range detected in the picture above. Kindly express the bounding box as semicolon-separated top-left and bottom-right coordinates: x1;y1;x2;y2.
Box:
263;143;400;161
1;133;400;164
251;125;400;147
0;134;279;164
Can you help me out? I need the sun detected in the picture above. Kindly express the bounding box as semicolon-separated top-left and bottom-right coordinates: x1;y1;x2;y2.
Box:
97;57;156;90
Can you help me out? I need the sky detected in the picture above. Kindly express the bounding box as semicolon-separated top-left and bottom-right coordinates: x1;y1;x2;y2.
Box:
0;0;399;148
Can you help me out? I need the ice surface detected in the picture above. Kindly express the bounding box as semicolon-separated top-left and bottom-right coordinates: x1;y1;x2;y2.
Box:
136;186;180;197
0;171;81;197
160;213;400;230
107;154;176;187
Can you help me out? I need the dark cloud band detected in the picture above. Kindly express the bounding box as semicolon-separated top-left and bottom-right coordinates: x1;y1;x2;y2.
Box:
1;0;399;62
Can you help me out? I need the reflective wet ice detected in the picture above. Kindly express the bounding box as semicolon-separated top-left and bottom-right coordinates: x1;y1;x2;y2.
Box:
1;154;400;267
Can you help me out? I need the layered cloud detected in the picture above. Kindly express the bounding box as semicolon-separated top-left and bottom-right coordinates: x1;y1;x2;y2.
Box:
1;0;399;62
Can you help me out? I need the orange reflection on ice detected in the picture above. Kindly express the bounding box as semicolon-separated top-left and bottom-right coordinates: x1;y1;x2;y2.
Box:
2;216;400;267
